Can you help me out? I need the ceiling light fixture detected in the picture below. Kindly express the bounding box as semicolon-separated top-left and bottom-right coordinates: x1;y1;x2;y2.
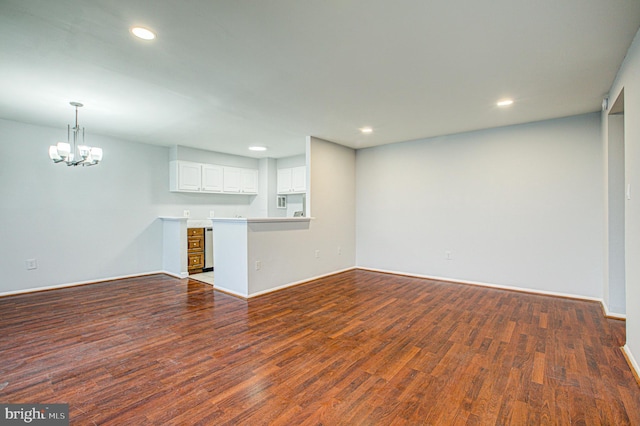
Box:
497;99;514;107
49;102;103;167
249;146;267;152
360;127;373;134
131;26;156;40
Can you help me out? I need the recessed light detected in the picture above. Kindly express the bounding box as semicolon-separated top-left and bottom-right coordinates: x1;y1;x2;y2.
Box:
249;146;267;152
360;127;373;134
131;27;156;40
497;99;514;107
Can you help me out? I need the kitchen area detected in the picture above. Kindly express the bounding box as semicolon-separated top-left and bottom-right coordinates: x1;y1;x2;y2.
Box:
160;145;309;294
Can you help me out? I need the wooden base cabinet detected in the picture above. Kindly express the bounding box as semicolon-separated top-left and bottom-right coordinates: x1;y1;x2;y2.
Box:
187;227;205;274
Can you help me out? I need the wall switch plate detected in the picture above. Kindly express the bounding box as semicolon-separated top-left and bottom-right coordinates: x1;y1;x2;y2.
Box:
337;246;342;255
209;210;215;218
25;259;37;270
445;251;452;260
183;210;190;218
255;260;261;270
315;250;320;258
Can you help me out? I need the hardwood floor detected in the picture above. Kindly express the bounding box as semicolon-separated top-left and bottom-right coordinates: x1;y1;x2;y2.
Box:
1;270;638;425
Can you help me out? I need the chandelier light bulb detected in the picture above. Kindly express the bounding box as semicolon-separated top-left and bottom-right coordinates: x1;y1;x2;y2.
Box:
56;142;71;159
90;147;103;162
49;145;61;161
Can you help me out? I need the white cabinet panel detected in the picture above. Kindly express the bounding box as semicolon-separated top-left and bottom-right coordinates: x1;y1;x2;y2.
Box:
241;169;258;194
223;167;241;193
170;161;257;195
291;166;306;193
170;161;201;192
277;168;292;194
202;164;223;192
277;166;306;194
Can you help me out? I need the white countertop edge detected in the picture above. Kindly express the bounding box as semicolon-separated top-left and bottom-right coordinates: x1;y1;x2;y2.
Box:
211;217;314;223
159;216;313;223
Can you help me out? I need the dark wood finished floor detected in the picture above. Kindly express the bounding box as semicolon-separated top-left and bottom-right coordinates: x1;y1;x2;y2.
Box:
1;270;638;425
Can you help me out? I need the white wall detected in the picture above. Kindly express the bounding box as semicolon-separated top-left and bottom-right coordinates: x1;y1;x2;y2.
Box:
253;157;283;218
0;119;162;293
246;137;356;295
356;113;604;298
171;145;259;169
605;28;640;373
213;220;248;297
0;119;272;294
277;154;305;169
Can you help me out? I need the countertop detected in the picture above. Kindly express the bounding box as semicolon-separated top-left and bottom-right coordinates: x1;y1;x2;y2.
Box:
159;217;312;225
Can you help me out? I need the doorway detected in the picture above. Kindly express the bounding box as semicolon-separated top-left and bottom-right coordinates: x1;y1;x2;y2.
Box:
606;89;626;316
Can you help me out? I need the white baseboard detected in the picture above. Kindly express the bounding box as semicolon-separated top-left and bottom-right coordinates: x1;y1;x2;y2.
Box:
0;271;167;298
246;267;357;298
162;270;189;279
601;301;626;320
211;285;248;299
357;266;606;302
623;345;640;378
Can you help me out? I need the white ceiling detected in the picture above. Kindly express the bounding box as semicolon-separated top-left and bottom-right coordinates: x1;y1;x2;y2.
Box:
1;1;639;158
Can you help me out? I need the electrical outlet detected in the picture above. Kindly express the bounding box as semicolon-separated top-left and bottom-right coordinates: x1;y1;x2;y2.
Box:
445;251;452;261
183;210;190;218
209;210;215;218
315;250;320;258
255;260;261;271
25;259;37;270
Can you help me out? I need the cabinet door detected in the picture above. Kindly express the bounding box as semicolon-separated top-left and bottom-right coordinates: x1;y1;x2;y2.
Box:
277;168;292;194
223;167;241;193
241;169;258;194
292;166;306;193
178;162;201;191
202;164;223;192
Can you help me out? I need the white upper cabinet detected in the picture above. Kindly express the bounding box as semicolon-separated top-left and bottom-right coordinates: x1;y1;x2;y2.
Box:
171;161;202;192
278;166;306;194
202;164;223;192
170;161;258;195
241;169;258;194
277;168;293;194
222;167;241;193
291;166;306;192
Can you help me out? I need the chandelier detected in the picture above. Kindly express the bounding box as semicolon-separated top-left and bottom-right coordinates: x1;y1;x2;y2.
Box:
48;102;103;166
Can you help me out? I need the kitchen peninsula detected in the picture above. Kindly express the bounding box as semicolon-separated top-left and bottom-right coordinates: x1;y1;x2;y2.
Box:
160;216;312;297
